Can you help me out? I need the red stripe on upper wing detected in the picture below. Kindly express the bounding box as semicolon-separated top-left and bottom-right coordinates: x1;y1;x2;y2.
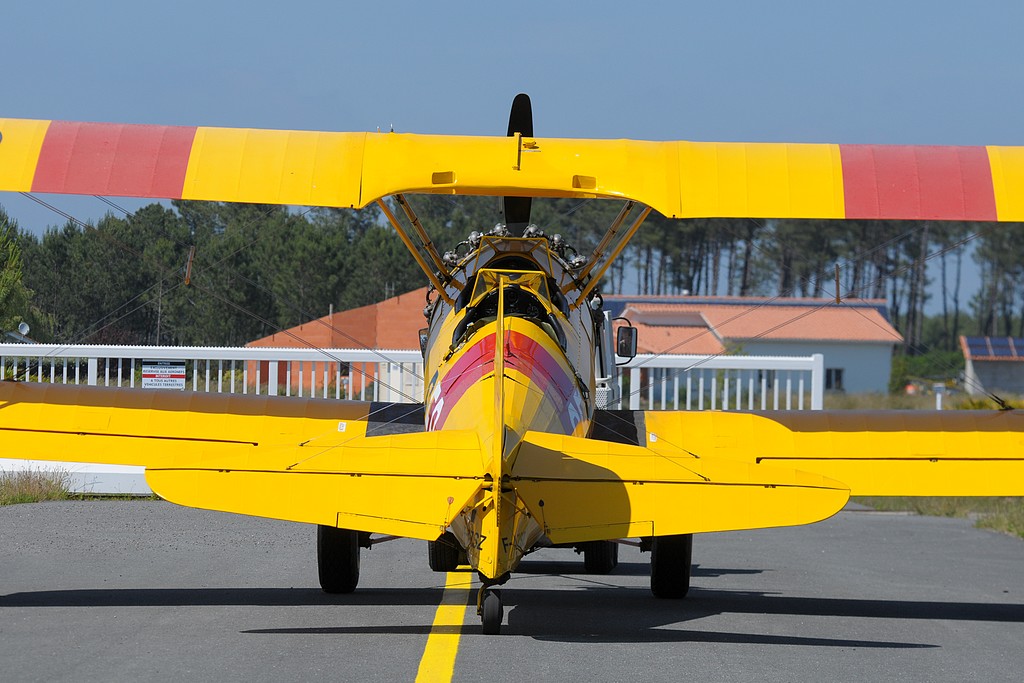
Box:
840;145;997;220
32;121;197;198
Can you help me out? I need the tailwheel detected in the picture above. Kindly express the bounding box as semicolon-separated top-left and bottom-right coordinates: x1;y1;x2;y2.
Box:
317;525;360;594
650;533;693;599
478;587;504;635
582;540;619;574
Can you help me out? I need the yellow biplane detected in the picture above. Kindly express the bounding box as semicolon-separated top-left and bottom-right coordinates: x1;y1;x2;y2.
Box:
1;94;1023;634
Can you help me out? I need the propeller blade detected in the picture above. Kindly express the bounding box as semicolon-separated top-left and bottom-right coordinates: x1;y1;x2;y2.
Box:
503;93;533;233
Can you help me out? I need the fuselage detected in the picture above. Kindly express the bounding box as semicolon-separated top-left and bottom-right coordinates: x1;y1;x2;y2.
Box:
421;234;599;580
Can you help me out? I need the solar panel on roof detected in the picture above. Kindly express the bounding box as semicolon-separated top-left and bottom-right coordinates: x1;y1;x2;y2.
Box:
990;338;1013;357
966;338;990;357
962;336;1024;359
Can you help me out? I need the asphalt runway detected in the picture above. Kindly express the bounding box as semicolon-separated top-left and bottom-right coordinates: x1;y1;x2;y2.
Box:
2;500;1022;683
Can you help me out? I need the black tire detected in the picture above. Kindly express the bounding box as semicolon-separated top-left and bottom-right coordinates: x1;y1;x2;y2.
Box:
481;589;503;635
650;533;693;599
317;525;360;594
583;540;619;574
428;531;462;572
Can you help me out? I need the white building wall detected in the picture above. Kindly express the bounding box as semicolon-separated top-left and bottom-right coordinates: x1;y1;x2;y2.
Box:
738;340;894;394
965;360;1024;396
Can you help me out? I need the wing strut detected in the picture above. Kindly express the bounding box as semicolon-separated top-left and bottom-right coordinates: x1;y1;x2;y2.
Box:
393;194;449;275
376;197;455;303
574;201;636;284
570;204;653;305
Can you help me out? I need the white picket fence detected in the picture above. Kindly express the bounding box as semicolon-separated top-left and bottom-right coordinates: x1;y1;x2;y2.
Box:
619;353;824;411
1;343;822;494
0;344;424;402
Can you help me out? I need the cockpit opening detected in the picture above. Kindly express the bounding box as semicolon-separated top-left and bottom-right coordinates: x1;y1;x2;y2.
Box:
452;270;567;350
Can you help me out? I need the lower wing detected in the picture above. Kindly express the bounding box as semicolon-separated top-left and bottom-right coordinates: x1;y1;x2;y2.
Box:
9;383;1018;546
593;409;1024;496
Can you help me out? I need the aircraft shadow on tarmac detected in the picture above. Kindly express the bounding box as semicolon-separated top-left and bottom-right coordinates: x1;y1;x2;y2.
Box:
5;559;1021;646
514;559;766;579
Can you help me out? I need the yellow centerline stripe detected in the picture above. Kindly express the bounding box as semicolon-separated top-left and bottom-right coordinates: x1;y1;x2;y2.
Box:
415;571;473;682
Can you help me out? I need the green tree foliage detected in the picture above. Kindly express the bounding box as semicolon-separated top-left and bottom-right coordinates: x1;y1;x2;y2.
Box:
8;196;1018;389
0;208;32;334
970;223;1024;337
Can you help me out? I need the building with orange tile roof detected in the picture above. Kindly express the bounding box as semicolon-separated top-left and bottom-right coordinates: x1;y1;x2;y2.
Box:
610;295;901;394
247;288;427;392
249;289;901;395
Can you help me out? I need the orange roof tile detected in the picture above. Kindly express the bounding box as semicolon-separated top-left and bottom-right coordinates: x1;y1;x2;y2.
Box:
623;300;901;344
626;321;725;355
248;287;427;351
701;303;900;343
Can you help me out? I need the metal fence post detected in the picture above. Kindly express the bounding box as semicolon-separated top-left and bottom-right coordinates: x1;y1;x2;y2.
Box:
810;353;824;410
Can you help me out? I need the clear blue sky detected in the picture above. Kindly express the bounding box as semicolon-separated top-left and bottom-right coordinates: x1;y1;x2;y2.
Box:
3;1;1022;306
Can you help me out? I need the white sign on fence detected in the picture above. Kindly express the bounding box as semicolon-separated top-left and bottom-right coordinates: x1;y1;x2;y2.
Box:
141;360;186;389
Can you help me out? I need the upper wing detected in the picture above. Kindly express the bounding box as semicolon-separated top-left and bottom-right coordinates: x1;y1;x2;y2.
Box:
631;409;1024;496
2;118;1023;220
0;382;482;540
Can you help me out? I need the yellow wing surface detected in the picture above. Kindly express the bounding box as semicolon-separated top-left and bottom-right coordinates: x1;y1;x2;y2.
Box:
0;382;482;540
6;383;1023;542
3;117;1024;220
514;409;1024;544
4;381;853;542
638;410;1024;496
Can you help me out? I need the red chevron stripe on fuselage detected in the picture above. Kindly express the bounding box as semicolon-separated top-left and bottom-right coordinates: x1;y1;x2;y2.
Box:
503;329;582;433
428;325;583;435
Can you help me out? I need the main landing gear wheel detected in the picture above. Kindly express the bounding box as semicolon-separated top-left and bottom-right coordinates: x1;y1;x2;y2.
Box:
428;531;463;572
479;587;503;635
317;525;360;594
582;540;619;574
650;533;693;599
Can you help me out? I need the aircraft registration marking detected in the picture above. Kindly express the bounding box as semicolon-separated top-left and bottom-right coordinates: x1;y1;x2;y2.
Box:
414;571;473;682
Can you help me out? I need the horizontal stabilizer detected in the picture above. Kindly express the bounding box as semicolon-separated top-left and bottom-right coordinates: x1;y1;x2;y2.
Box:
146;429;484;541
0;382;483;539
511;431;849;544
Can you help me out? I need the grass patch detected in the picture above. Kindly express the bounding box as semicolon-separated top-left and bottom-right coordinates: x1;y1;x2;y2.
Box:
67;492;162;502
0;469;70;505
854;497;1024;539
823;392;1024;411
952;395;1024;410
